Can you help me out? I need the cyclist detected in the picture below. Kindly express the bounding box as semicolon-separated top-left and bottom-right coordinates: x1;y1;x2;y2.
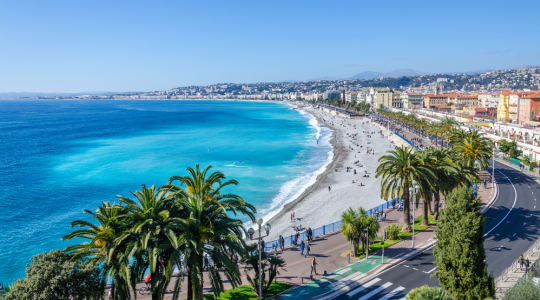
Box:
144;274;151;289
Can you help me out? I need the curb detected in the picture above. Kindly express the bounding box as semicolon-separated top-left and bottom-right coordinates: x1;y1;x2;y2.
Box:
314;179;500;300
313;238;437;300
481;178;499;214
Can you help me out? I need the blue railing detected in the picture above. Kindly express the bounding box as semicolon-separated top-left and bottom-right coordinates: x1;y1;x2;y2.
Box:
262;198;400;251
394;131;421;150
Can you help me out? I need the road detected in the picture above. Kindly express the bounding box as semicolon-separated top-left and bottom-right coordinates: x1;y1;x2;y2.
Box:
332;161;540;299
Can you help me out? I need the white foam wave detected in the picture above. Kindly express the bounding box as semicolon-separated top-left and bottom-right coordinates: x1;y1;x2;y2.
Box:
258;126;334;225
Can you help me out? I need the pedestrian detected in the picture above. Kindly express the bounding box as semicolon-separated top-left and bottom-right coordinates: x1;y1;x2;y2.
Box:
300;240;305;255
310;257;318;276
260;239;265;253
526;258;530;271
328;185;331;192
519;254;524;270
305;243;311;258
279;235;285;251
295;231;300;245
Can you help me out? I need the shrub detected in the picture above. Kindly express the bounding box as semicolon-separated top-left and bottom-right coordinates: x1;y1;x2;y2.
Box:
503;277;540;300
386;224;402;240
406;285;449;300
4;250;104;300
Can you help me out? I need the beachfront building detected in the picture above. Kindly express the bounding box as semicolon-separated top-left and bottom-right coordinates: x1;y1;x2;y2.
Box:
392;92;403;108
497;90;519;123
478;93;498;108
402;93;424;110
452;94;479;107
518;93;540;125
374;88;393;109
423;94;449;110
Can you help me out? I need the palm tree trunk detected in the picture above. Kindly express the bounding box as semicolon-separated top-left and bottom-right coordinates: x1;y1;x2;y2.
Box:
151;271;159;300
403;180;412;232
422;198;429;226
197;255;204;300
187;266;193;300
434;193;441;220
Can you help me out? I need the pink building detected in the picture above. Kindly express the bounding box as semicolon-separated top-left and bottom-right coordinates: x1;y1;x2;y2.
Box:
518;93;540;125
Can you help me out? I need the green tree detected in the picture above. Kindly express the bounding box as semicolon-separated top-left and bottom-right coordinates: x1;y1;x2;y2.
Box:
116;184;184;300
452;129;493;169
242;244;286;298
341;207;379;256
376;146;435;231
406;285;449;300
503;277;540;300
166;165;256;300
4;250;104;300
434;186;494;300
63;202;134;299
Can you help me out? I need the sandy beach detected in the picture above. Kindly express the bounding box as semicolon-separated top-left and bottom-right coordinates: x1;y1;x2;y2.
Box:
266;104;401;240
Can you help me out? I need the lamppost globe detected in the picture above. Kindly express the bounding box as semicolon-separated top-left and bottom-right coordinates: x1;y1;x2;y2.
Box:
257;218;263;225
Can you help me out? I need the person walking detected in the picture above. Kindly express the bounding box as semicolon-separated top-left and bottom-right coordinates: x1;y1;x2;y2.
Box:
260;239;265;253
525;258;530;271
300;240;305;255
279;235;285;252
295;231;300;246
310;257;318;276
305;243;311;258
519;254;524;270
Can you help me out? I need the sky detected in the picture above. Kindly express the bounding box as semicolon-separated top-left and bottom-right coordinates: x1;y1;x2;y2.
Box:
0;0;539;93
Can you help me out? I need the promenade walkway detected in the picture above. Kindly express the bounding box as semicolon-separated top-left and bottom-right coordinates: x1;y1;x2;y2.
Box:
136;115;496;300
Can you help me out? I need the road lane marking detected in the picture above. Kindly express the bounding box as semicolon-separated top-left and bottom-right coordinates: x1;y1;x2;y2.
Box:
412;267;419;271
484;169;517;237
331;272;365;288
335;268;349;275
378;286;405;300
346;278;381;297
357;282;393;300
423;267;437;274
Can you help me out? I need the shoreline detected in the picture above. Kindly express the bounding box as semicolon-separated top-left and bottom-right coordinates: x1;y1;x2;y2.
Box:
265;103;395;240
265;104;340;228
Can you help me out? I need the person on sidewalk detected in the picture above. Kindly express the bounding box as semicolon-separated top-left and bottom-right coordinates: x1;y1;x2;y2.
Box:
525;258;530;271
300;240;305;255
310;257;318;276
279;235;285;252
305;243;311;258
519;254;524;270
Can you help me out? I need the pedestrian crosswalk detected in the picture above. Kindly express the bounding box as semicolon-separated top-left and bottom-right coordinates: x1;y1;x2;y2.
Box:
342;277;406;299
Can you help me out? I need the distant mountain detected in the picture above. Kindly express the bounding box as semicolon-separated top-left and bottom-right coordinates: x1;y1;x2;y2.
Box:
349;69;424;80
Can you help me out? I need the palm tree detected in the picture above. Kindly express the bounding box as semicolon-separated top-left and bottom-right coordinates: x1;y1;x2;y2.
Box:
376;146;436;231
166;165;256;300
242;243;286;298
341;207;379;256
115;184;184;300
341;208;361;257
63;202;133;299
453;129;493;170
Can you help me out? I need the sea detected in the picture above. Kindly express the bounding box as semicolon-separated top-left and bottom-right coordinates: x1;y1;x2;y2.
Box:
0;100;332;284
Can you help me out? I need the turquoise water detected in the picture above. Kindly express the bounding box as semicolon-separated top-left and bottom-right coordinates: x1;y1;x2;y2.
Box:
0;100;332;284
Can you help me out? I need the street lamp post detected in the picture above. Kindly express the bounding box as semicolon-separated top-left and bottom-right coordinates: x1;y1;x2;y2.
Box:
409;181;420;249
365;228;369;258
247;218;271;300
492;120;496;188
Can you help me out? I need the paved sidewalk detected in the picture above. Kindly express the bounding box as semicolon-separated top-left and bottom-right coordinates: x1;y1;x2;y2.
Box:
136;117;497;300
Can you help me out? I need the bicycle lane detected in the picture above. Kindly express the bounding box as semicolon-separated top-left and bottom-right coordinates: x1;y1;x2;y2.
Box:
278;255;388;300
